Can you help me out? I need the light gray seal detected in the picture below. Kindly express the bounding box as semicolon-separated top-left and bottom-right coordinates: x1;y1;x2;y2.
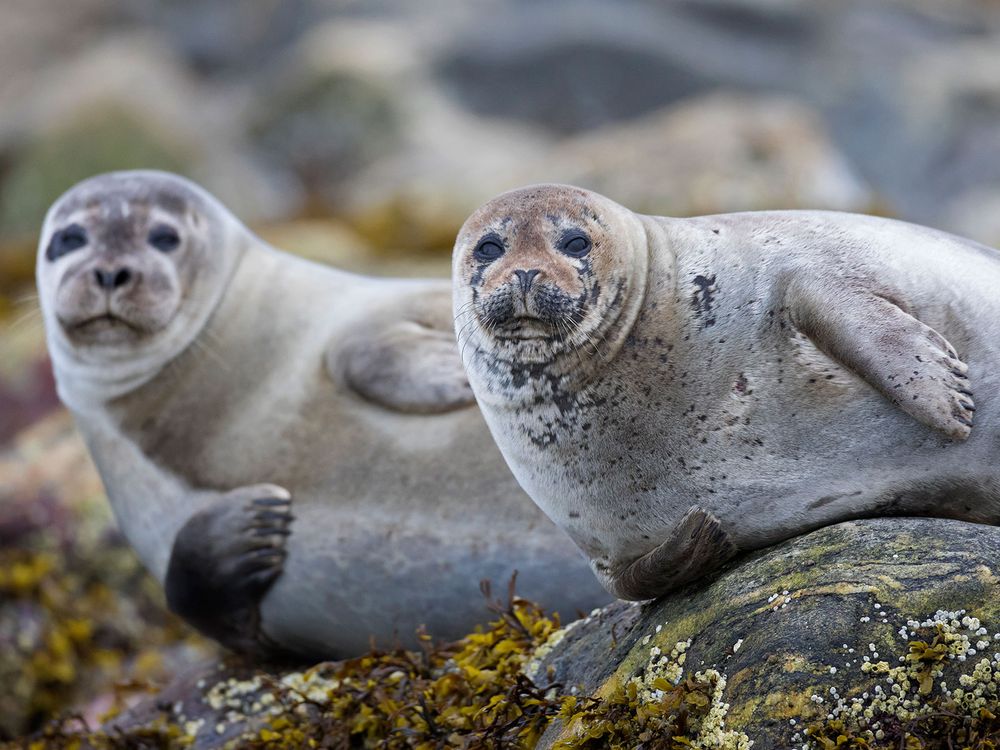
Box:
36;171;609;657
453;183;1000;601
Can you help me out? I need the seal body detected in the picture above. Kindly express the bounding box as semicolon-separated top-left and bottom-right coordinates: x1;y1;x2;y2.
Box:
36;172;609;658
453;184;1000;600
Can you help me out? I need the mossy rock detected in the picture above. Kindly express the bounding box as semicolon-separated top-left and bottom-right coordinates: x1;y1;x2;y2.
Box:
531;517;1000;748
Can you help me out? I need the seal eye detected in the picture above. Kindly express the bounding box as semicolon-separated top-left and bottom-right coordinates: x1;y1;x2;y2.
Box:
560;232;591;258
473;236;505;263
46;224;88;261
148;224;181;253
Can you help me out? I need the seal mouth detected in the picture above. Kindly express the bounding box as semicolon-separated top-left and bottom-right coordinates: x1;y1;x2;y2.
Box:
489;315;560;341
68;313;133;330
60;313;146;344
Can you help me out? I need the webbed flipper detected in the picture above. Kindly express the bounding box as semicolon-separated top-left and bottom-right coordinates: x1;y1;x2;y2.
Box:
335;321;476;414
787;278;974;440
165;483;293;654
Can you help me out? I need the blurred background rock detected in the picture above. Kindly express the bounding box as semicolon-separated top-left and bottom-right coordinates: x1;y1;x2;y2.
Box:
1;0;999;740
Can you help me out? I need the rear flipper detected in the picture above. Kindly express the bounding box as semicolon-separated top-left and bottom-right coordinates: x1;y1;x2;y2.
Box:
165;483;293;655
594;506;737;600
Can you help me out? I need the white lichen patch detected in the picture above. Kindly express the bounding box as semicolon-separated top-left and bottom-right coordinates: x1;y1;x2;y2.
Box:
796;608;1000;748
279;666;341;704
692;669;755;750
205;675;267;713
628;638;753;749
197;665;342;743
631;638;692;701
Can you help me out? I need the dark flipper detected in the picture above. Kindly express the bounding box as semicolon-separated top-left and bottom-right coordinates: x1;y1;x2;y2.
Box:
595;506;737;601
165;483;293;655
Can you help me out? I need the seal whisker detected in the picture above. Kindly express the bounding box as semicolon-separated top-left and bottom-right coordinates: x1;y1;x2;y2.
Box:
4;305;43;333
452;300;476;321
190;336;230;371
557;318;590;374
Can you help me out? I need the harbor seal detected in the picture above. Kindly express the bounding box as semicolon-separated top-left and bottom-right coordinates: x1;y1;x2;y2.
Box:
36;171;609;657
453;183;1000;601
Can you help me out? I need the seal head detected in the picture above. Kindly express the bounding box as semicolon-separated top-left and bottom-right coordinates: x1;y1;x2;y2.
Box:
37;171;242;408
453;184;649;398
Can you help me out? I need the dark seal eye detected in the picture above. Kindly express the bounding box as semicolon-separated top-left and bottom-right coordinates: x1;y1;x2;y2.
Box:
560;231;591;258
148;224;181;253
473;236;505;263
46;224;88;261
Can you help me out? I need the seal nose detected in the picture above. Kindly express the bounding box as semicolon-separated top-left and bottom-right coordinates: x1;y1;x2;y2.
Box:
513;269;541;293
93;266;135;291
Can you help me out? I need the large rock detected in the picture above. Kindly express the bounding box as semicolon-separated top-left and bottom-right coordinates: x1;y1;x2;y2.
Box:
531;517;1000;748
247;20;414;209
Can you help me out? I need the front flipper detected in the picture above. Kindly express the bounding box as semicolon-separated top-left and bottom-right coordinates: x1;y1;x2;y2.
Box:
787;278;975;440
165;483;293;655
594;506;737;601
335;321;475;414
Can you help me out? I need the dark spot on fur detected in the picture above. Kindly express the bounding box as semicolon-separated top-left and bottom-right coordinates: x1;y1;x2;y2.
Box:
691;274;717;327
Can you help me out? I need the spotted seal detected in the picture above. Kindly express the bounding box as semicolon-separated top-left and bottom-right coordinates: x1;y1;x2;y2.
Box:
36;171;609;657
453;183;1000;600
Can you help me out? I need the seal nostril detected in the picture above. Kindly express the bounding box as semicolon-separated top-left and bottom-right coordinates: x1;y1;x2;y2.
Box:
513;269;541;293
94;269;113;290
113;268;132;288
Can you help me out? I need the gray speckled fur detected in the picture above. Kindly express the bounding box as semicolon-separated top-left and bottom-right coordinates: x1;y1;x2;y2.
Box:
37;172;609;658
453;184;1000;600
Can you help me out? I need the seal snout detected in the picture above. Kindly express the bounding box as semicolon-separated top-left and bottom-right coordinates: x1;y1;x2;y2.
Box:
513;268;542;293
93;265;137;292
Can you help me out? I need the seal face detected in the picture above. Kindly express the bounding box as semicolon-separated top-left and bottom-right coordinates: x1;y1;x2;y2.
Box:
454;185;649;394
454;184;1000;602
38;173;235;407
38;172;610;658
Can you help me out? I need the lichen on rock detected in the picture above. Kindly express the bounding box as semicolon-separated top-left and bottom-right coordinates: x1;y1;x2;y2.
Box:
533;518;1000;749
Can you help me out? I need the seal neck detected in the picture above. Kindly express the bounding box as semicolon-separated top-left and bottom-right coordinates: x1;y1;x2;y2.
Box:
566;212;654;386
